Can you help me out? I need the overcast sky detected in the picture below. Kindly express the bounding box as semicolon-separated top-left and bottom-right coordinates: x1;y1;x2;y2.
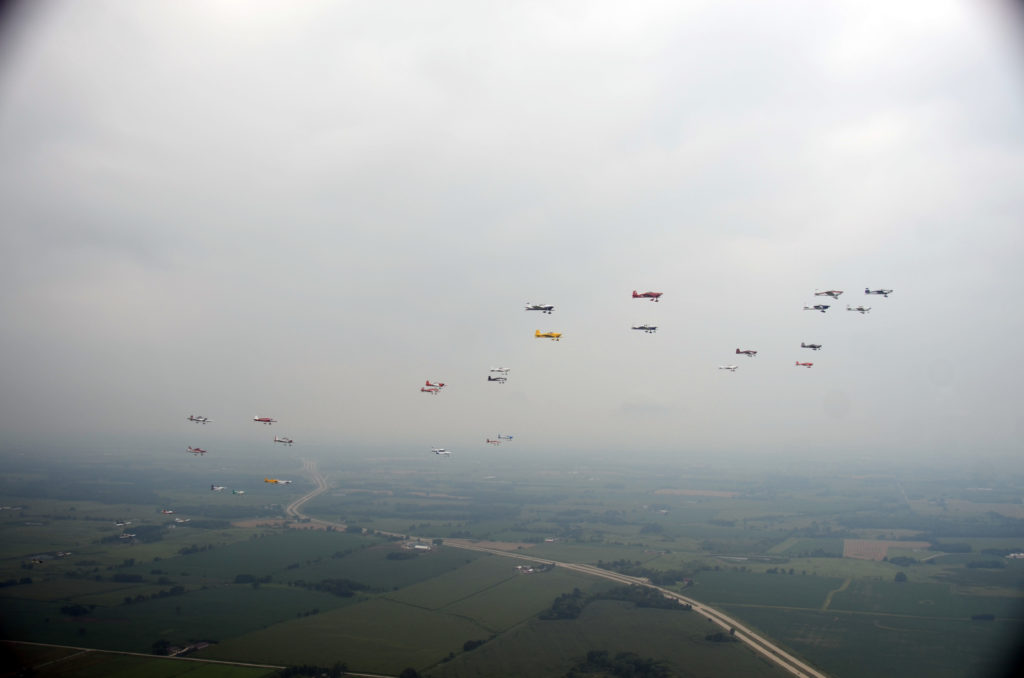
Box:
1;1;1022;463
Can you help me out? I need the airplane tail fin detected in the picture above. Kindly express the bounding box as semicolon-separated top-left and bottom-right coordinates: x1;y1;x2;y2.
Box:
735;348;740;354
535;330;540;337
632;290;639;298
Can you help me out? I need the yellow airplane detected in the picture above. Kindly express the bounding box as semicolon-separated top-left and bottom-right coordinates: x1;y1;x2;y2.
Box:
264;477;293;485
535;330;562;341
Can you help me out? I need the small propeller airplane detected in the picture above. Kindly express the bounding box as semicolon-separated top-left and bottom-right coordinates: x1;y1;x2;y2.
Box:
421;386;440;395
211;485;226;492
631;324;657;334
718;365;739;372
736;348;757;357
426;380;446;389
632;290;663;302
801;342;822;350
815;290;843;299
803;304;830;313
489;367;510;374
535;330;562;341
525;303;554;314
847;304;871;314
114;520;131;527
187;415;210;424
232;489;245;495
253;416;276;425
486;438;501;446
497;434;513;440
487;375;507;383
186;446;207;456
173;517;190;523
264;478;293;484
865;288;893;297
273;436;293;446
160;509;175;514
795;361;813;368
432;447;451;457
119;532;136;539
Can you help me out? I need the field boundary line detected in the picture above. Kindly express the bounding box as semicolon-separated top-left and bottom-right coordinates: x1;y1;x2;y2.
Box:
821;577;850;610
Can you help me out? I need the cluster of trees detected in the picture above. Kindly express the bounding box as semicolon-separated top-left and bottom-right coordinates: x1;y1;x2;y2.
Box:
122;586;185;604
178;543;214;555
564;650;671;678
540;585;691;620
275;663;348;677
596;559;691;586
291;578;371;598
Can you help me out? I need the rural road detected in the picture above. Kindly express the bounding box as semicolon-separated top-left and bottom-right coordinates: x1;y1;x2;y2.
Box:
290;458;829;678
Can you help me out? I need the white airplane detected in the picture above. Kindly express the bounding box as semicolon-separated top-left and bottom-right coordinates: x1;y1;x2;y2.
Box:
631;324;657;334
803;304;830;313
525;303;554;314
432;447;451;457
801;342;822;351
815;289;843;299
865;288;893;297
253;416;277;425
487;375;507;383
718;365;739;372
174;517;191;523
490;367;510;374
160;509;175;514
273;436;294;446
114;520;132;527
847;304;871;314
211;484;226;492
119;532;136;539
497;434;513;440
187;415;210;424
232;489;245;495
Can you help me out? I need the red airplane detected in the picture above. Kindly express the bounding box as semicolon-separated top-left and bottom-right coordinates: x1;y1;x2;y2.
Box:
187;446;207;456
425;380;446;389
736;348;758;357
421;387;440;395
486;438;501;446
795;361;813;368
253;416;276;425
161;509;175;514
632;290;663;302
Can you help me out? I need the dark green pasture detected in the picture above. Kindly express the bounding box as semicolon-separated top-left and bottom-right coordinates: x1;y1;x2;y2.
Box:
683;570;845;609
0;584;349;652
431;599;790;678
1;642;277;678
828;580;1024;620
719;605;1024;678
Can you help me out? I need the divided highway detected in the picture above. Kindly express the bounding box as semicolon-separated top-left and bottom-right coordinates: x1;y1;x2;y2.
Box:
291;459;828;678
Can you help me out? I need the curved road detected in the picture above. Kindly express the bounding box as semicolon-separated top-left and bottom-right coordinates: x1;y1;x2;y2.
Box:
290;459;828;678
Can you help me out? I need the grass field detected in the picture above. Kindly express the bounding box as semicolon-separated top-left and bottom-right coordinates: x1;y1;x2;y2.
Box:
718;605;1024;678
431;599;791;678
683;570;846;609
1;642;278;678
